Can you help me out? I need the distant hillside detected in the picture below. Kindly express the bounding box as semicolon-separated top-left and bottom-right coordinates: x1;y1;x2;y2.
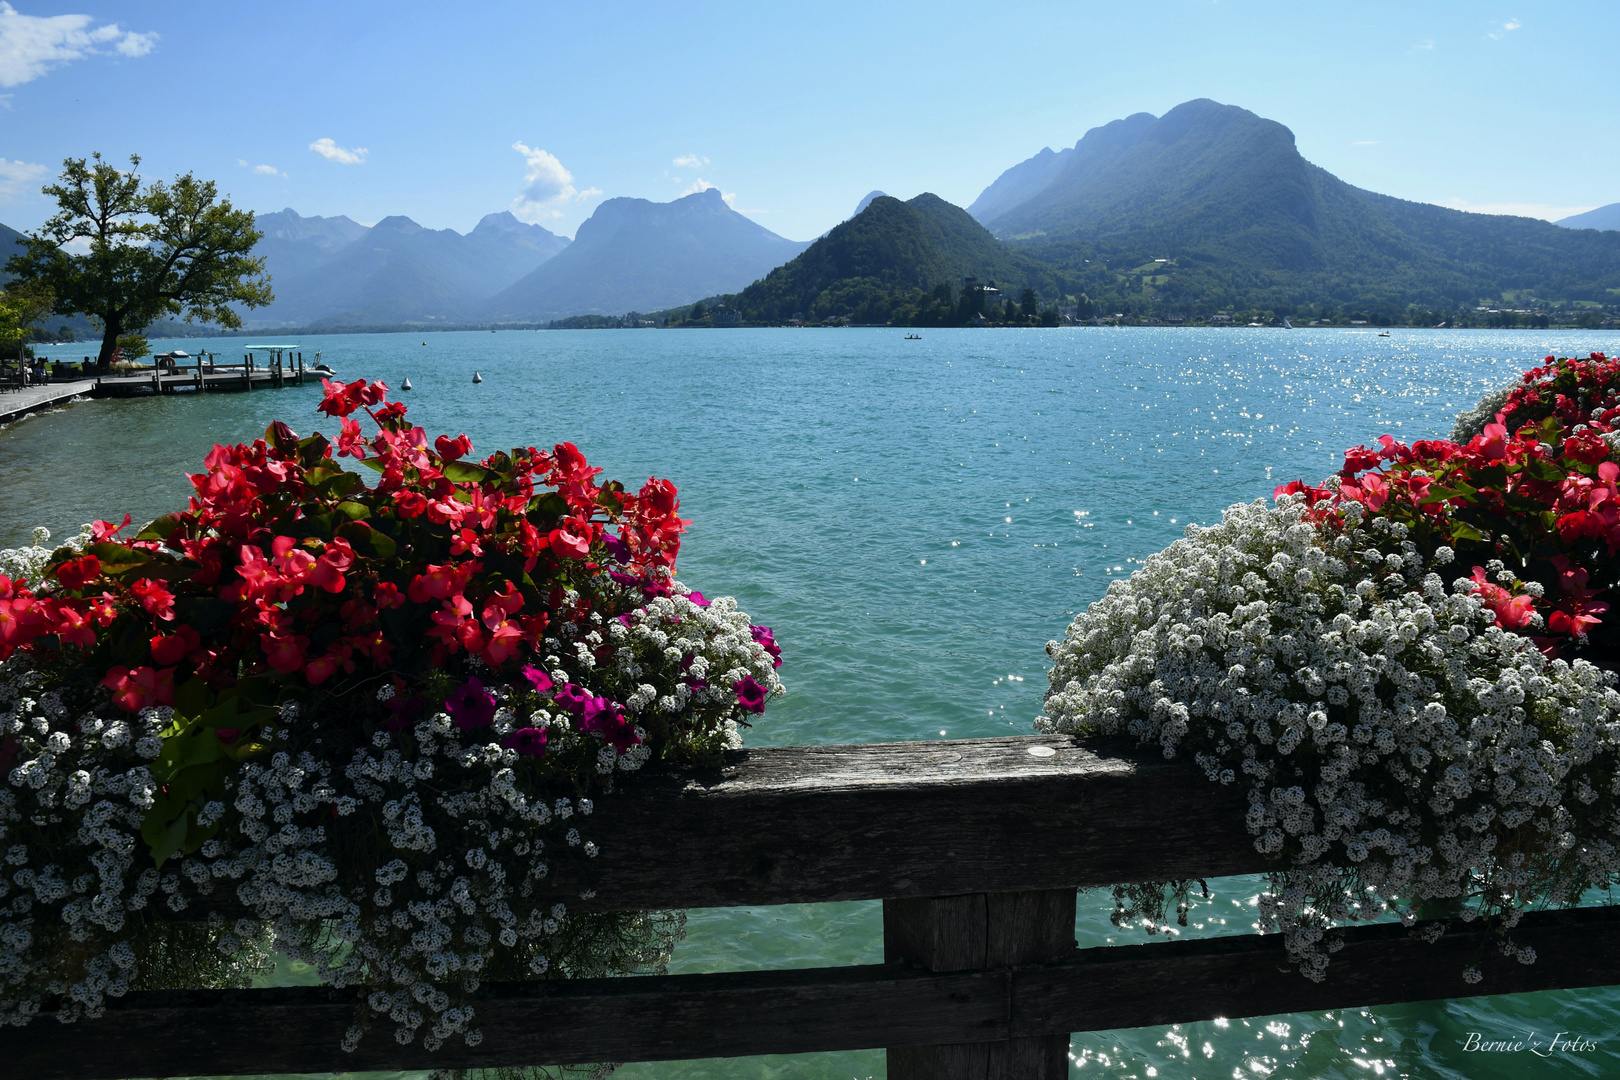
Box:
1559;203;1620;232
732;193;1056;324
973;99;1620;317
484;188;807;322
253;208;370;282
0;221;24;285
249;209;568;327
853;190;888;217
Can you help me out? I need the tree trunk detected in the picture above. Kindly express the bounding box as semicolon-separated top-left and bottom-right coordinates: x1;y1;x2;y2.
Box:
96;317;121;373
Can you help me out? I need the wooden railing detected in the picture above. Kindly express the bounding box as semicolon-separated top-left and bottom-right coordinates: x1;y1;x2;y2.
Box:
6;734;1620;1079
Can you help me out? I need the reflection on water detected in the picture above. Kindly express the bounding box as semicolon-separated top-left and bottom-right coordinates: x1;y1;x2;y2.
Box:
7;327;1619;1078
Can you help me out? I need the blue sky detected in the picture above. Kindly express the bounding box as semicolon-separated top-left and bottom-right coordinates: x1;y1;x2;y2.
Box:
2;1;1615;241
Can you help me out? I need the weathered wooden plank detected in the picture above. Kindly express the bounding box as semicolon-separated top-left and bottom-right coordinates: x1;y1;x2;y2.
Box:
546;734;1264;910
17;903;1617;1079
1013;903;1620;1038
886;890;1077;1080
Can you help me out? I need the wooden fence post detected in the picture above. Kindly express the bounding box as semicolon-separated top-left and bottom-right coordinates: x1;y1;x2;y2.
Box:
885;889;1076;1079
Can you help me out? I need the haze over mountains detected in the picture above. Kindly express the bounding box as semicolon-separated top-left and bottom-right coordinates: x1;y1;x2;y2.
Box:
485;188;808;323
216;189;807;328
1559;203;1620;233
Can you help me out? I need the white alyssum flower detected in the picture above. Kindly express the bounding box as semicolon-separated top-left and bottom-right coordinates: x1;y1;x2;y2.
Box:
1041;495;1620;981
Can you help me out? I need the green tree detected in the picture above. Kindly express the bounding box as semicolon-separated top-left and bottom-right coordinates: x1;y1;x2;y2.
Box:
1019;288;1038;319
4;154;272;372
0;280;55;364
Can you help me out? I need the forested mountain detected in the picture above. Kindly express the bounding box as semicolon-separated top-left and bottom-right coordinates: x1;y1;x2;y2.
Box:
732;193;1055;324
1559;203;1620;232
249;209;569;328
484;188;807;322
972;99;1620;318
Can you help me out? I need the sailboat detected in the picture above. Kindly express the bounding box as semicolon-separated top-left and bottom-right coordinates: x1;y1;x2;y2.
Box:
1281;317;1293;329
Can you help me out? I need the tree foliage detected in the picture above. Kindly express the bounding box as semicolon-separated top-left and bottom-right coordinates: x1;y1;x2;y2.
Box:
3;154;272;369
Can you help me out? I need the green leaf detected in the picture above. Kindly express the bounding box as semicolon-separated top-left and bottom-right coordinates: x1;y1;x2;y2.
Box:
85;542;152;574
442;460;493;483
136;512;186;542
1449;521;1486;543
338;519;395;558
358;457;387;474
316;470;363;499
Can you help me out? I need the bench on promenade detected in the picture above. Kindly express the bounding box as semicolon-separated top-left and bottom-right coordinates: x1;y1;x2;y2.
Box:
4;734;1617;1080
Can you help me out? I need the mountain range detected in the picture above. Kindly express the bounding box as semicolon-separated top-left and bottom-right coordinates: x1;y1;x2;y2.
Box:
484;188;808;322
1559;203;1620;232
6;99;1618;330
246;209;570;327
963;99;1620;316
229;189;806;327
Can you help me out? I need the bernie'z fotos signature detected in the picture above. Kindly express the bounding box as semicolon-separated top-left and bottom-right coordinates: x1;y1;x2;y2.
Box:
1461;1031;1599;1057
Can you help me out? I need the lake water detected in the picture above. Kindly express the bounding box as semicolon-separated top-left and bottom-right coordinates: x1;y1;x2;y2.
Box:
8;326;1620;1079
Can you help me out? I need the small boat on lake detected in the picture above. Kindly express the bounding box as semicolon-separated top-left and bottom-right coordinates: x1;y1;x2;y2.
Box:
905;333;921;340
1378;331;1391;337
310;362;338;378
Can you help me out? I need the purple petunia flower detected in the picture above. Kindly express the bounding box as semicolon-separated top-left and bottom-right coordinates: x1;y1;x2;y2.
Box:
501;726;548;758
579;696;642;754
601;532;631;563
553;682;591;716
734;675;768;714
445;678;497;730
686;590;710;607
750;625;782;668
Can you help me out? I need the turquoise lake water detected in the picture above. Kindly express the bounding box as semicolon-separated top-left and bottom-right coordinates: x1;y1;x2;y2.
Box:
8;326;1620;1078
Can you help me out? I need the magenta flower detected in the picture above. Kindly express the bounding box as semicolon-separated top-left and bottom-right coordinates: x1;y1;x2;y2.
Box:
445;678;497;730
521;664;554;694
579;696;641;753
501;726;548;758
734;675;768;714
687;590;710;607
553;682;590;716
750;625;782;668
601;531;631;563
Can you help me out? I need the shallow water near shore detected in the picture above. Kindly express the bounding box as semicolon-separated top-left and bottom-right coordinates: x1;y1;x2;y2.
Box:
8;326;1620;1078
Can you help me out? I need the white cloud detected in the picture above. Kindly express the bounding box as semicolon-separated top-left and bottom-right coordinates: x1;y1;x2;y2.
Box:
0;2;156;88
1440;197;1593;222
0;155;47;202
1413;39;1435;50
1488;18;1521;40
252;163;280;176
309;138;367;165
681;178;737;206
509;142;599;220
673;153;709;169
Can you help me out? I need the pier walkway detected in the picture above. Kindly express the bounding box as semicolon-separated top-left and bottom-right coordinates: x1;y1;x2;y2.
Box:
0;379;96;425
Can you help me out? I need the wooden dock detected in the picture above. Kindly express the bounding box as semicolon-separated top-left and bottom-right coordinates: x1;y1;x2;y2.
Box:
0;379;97;425
92;348;312;398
